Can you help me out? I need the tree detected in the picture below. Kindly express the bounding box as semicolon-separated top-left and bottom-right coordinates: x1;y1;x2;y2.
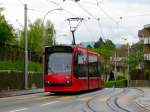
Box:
94;37;115;60
20;19;55;52
126;42;144;71
44;20;55;46
104;39;116;50
94;37;104;48
0;6;15;43
93;37;116;80
94;37;115;49
87;45;92;48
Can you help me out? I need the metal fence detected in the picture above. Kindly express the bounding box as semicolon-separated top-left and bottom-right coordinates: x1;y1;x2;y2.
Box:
0;71;43;91
130;80;150;87
0;42;42;63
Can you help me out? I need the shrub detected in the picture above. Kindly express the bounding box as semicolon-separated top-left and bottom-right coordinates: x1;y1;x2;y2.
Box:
116;75;126;80
104;80;116;88
104;79;127;88
0;60;43;72
28;61;43;72
116;79;127;87
144;70;150;80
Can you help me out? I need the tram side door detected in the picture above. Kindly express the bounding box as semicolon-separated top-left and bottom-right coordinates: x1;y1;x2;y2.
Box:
75;49;89;91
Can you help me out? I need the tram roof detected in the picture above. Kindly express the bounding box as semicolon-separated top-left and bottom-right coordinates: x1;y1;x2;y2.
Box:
45;44;100;55
45;44;80;49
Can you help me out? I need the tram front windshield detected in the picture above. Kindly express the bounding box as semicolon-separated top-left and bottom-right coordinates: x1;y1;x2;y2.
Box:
48;52;72;74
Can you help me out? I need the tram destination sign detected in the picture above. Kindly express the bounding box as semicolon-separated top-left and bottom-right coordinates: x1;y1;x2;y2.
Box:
46;46;73;53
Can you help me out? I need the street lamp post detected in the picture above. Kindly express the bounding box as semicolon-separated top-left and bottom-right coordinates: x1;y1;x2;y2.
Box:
127;43;130;87
42;8;63;48
122;38;130;87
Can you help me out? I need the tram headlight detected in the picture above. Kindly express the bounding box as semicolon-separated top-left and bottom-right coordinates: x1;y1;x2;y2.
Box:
66;80;69;83
66;80;71;84
45;81;50;85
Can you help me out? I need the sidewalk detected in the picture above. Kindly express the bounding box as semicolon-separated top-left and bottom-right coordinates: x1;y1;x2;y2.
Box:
0;88;44;98
136;88;150;111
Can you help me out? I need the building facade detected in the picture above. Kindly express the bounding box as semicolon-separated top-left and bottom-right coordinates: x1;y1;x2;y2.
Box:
110;48;128;78
138;24;150;75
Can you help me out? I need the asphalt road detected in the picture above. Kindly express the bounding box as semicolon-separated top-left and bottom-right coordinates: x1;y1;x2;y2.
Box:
0;88;149;112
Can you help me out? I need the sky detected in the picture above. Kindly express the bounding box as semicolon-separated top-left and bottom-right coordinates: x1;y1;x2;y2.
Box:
1;0;150;45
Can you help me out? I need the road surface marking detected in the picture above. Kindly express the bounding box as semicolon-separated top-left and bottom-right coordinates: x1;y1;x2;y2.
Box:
79;96;91;101
99;96;108;102
40;101;59;106
36;96;60;100
15;96;37;100
0;95;38;101
9;108;28;112
57;96;74;100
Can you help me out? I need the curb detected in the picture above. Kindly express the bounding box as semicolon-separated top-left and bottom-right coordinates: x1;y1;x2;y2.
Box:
0;89;44;98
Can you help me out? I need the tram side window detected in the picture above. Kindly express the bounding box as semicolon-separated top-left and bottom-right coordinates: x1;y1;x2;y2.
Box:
98;60;101;76
74;51;87;78
88;55;98;77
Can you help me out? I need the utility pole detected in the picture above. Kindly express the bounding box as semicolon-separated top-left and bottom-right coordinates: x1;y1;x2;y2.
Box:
114;51;117;81
24;4;28;90
67;18;83;45
127;44;130;87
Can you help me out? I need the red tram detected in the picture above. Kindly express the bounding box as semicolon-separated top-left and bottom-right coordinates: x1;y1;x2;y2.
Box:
44;45;102;92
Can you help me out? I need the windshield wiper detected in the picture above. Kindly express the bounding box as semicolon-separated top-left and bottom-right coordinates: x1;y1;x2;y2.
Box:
48;66;55;74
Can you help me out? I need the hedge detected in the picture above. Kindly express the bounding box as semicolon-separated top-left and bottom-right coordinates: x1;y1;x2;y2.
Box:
104;79;127;88
0;60;43;72
0;71;43;91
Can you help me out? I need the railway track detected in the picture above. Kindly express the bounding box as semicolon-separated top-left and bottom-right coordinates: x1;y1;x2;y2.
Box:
83;88;149;112
106;88;129;112
84;88;124;112
132;88;150;112
81;88;116;112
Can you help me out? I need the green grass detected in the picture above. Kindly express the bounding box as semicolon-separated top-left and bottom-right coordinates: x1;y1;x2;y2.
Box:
0;60;43;72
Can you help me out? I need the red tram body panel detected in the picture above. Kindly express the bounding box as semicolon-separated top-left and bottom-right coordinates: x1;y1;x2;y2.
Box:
44;45;102;92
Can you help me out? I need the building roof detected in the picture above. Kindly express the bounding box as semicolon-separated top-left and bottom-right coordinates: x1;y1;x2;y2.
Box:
144;24;150;29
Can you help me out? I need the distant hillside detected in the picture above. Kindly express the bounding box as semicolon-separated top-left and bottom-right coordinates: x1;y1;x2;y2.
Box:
80;41;123;48
115;44;123;48
80;41;95;47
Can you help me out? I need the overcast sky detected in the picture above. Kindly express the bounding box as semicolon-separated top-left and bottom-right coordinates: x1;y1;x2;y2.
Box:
1;0;150;44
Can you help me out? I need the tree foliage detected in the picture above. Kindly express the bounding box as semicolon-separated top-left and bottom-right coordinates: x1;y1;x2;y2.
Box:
20;19;55;52
93;47;112;61
94;37;104;48
44;20;55;46
94;37;116;59
0;6;16;43
104;39;116;49
126;42;144;70
93;37;116;77
87;45;92;48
